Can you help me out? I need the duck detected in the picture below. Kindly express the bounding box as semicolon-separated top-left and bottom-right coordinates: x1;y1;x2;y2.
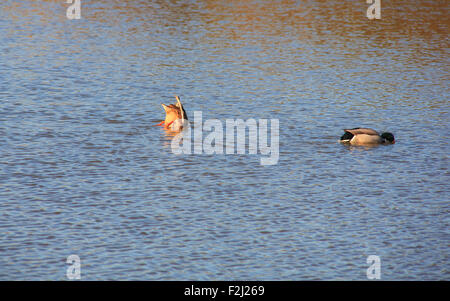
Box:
156;95;188;132
340;128;395;145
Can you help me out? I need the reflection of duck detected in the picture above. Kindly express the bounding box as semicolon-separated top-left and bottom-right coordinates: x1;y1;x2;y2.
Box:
340;128;395;145
156;96;188;132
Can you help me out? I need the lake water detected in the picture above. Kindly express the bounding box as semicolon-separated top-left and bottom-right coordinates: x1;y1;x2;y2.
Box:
0;0;448;280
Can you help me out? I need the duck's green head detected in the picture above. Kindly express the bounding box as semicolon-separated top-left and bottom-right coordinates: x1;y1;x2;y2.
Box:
381;132;395;144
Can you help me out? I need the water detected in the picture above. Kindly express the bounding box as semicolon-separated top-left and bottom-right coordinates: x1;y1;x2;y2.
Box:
0;0;448;280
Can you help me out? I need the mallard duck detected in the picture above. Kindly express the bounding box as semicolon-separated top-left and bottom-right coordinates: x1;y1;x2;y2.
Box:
157;96;188;132
340;128;395;145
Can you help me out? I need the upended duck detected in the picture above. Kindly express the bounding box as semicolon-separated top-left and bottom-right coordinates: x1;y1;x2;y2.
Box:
340;128;395;145
156;95;188;132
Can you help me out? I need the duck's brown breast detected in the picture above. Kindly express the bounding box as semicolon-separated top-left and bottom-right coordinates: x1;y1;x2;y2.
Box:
350;134;383;145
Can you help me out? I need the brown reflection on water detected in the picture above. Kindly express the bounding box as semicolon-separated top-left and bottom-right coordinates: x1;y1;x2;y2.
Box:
194;0;450;57
1;0;65;23
3;1;448;40
2;1;448;83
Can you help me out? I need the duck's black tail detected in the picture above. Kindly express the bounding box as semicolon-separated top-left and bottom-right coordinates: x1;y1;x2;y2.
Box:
340;131;354;141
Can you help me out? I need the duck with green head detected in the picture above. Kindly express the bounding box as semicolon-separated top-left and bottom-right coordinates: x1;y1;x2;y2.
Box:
340;128;395;145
